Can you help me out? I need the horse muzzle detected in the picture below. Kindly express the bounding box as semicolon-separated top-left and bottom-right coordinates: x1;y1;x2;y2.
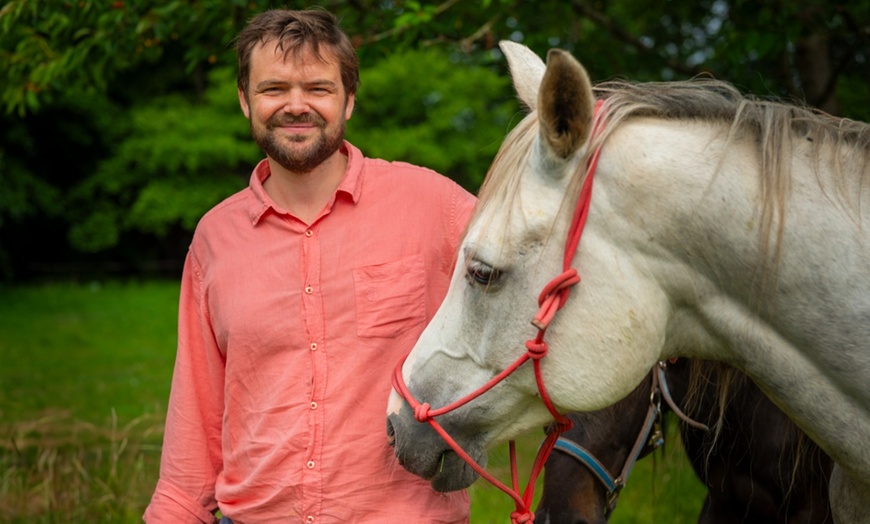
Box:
386;403;485;492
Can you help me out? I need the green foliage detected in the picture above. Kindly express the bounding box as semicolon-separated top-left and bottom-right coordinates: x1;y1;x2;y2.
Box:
67;68;258;252
0;0;262;116
837;75;870;123
1;0;140;115
0;149;61;228
3;0;870;278
348;47;518;191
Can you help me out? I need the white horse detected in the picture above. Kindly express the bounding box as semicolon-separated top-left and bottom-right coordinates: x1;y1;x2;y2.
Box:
386;41;870;522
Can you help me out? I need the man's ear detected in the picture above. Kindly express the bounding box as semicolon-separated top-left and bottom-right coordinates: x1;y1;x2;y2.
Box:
345;92;355;121
238;87;251;119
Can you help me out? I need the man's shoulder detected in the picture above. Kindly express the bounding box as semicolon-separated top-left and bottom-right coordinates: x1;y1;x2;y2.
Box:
361;157;462;192
193;187;251;231
363;157;440;177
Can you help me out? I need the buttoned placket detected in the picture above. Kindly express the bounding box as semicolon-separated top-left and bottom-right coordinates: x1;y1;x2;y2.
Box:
300;226;325;522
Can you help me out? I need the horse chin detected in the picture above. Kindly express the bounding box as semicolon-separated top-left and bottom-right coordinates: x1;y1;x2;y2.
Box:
430;450;484;492
387;409;487;492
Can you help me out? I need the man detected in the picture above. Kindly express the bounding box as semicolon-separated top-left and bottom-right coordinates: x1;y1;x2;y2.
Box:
143;8;474;523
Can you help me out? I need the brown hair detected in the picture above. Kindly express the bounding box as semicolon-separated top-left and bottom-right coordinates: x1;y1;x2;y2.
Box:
235;8;360;98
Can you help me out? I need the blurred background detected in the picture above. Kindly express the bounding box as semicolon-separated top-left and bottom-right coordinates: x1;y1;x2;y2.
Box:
2;0;869;281
1;0;868;522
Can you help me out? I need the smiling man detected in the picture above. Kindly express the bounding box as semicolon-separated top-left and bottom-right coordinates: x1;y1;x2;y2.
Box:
143;8;475;524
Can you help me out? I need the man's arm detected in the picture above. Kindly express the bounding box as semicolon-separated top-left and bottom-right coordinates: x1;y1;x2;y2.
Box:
144;251;224;524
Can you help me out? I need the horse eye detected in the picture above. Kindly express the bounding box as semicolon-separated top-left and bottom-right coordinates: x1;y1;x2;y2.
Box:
465;262;501;288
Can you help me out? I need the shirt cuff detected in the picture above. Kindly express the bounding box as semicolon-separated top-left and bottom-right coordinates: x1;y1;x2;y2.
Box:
143;478;216;524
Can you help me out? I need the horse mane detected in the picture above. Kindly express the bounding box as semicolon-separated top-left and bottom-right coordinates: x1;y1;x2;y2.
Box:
476;77;870;282
682;359;823;502
594;79;870;273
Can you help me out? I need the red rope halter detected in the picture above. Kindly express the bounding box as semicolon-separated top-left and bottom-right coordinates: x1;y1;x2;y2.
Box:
391;100;606;523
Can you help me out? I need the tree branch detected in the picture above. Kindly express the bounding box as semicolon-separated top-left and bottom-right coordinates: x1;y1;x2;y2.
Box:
570;0;703;78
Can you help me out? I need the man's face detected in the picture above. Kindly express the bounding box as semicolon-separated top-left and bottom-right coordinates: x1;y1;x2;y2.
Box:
238;40;355;173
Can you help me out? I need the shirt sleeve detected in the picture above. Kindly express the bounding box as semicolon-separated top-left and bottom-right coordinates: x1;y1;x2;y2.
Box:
143;250;224;524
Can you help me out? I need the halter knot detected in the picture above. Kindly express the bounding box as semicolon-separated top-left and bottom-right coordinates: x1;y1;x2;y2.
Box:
525;339;549;359
510;510;535;524
413;402;431;422
531;269;581;329
552;416;574;434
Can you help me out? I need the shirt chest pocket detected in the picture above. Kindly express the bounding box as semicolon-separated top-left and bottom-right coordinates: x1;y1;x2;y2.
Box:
353;254;427;338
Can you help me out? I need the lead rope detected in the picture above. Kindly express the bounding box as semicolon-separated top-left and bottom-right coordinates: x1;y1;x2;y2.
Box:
392;100;607;524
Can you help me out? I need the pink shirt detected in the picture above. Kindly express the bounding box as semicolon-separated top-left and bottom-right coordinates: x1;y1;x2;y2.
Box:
144;142;475;524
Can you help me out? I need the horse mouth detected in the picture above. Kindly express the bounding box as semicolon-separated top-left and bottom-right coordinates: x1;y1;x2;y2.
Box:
429;450;482;492
386;414;484;492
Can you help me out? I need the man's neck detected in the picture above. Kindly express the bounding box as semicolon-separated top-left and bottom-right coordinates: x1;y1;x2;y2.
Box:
263;151;348;224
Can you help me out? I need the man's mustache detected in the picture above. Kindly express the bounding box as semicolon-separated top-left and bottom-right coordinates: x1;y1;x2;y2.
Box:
267;114;325;128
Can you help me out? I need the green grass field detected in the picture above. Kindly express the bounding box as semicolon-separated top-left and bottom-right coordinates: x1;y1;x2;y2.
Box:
0;280;706;523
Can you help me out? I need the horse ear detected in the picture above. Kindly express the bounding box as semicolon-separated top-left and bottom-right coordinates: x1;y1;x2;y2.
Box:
499;40;546;110
538;49;596;159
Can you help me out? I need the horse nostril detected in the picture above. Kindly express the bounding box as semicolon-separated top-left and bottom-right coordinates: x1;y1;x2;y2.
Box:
386;418;396;448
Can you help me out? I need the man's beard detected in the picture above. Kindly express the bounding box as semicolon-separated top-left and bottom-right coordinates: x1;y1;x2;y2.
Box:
252;112;346;173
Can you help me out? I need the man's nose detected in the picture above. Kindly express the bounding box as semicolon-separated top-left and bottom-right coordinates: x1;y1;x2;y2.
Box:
282;88;310;114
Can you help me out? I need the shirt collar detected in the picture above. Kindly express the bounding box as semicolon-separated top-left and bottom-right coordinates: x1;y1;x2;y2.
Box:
247;141;364;225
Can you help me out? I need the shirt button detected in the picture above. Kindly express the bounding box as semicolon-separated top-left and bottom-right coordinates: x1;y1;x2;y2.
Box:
307;460;315;469
309;343;317;351
310;401;317;410
305;286;313;294
305;230;313;237
306;516;315;523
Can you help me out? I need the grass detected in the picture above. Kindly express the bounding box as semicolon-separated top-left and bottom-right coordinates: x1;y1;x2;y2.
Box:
0;280;706;523
0;280;175;523
467;427;706;523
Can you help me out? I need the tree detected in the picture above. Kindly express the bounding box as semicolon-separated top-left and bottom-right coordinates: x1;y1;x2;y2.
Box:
2;0;868;280
347;47;516;191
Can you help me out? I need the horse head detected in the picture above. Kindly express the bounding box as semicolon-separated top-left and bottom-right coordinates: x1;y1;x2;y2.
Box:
386;41;668;492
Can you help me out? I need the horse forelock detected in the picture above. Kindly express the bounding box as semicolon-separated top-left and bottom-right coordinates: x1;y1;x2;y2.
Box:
468;108;599;252
471;114;536;226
